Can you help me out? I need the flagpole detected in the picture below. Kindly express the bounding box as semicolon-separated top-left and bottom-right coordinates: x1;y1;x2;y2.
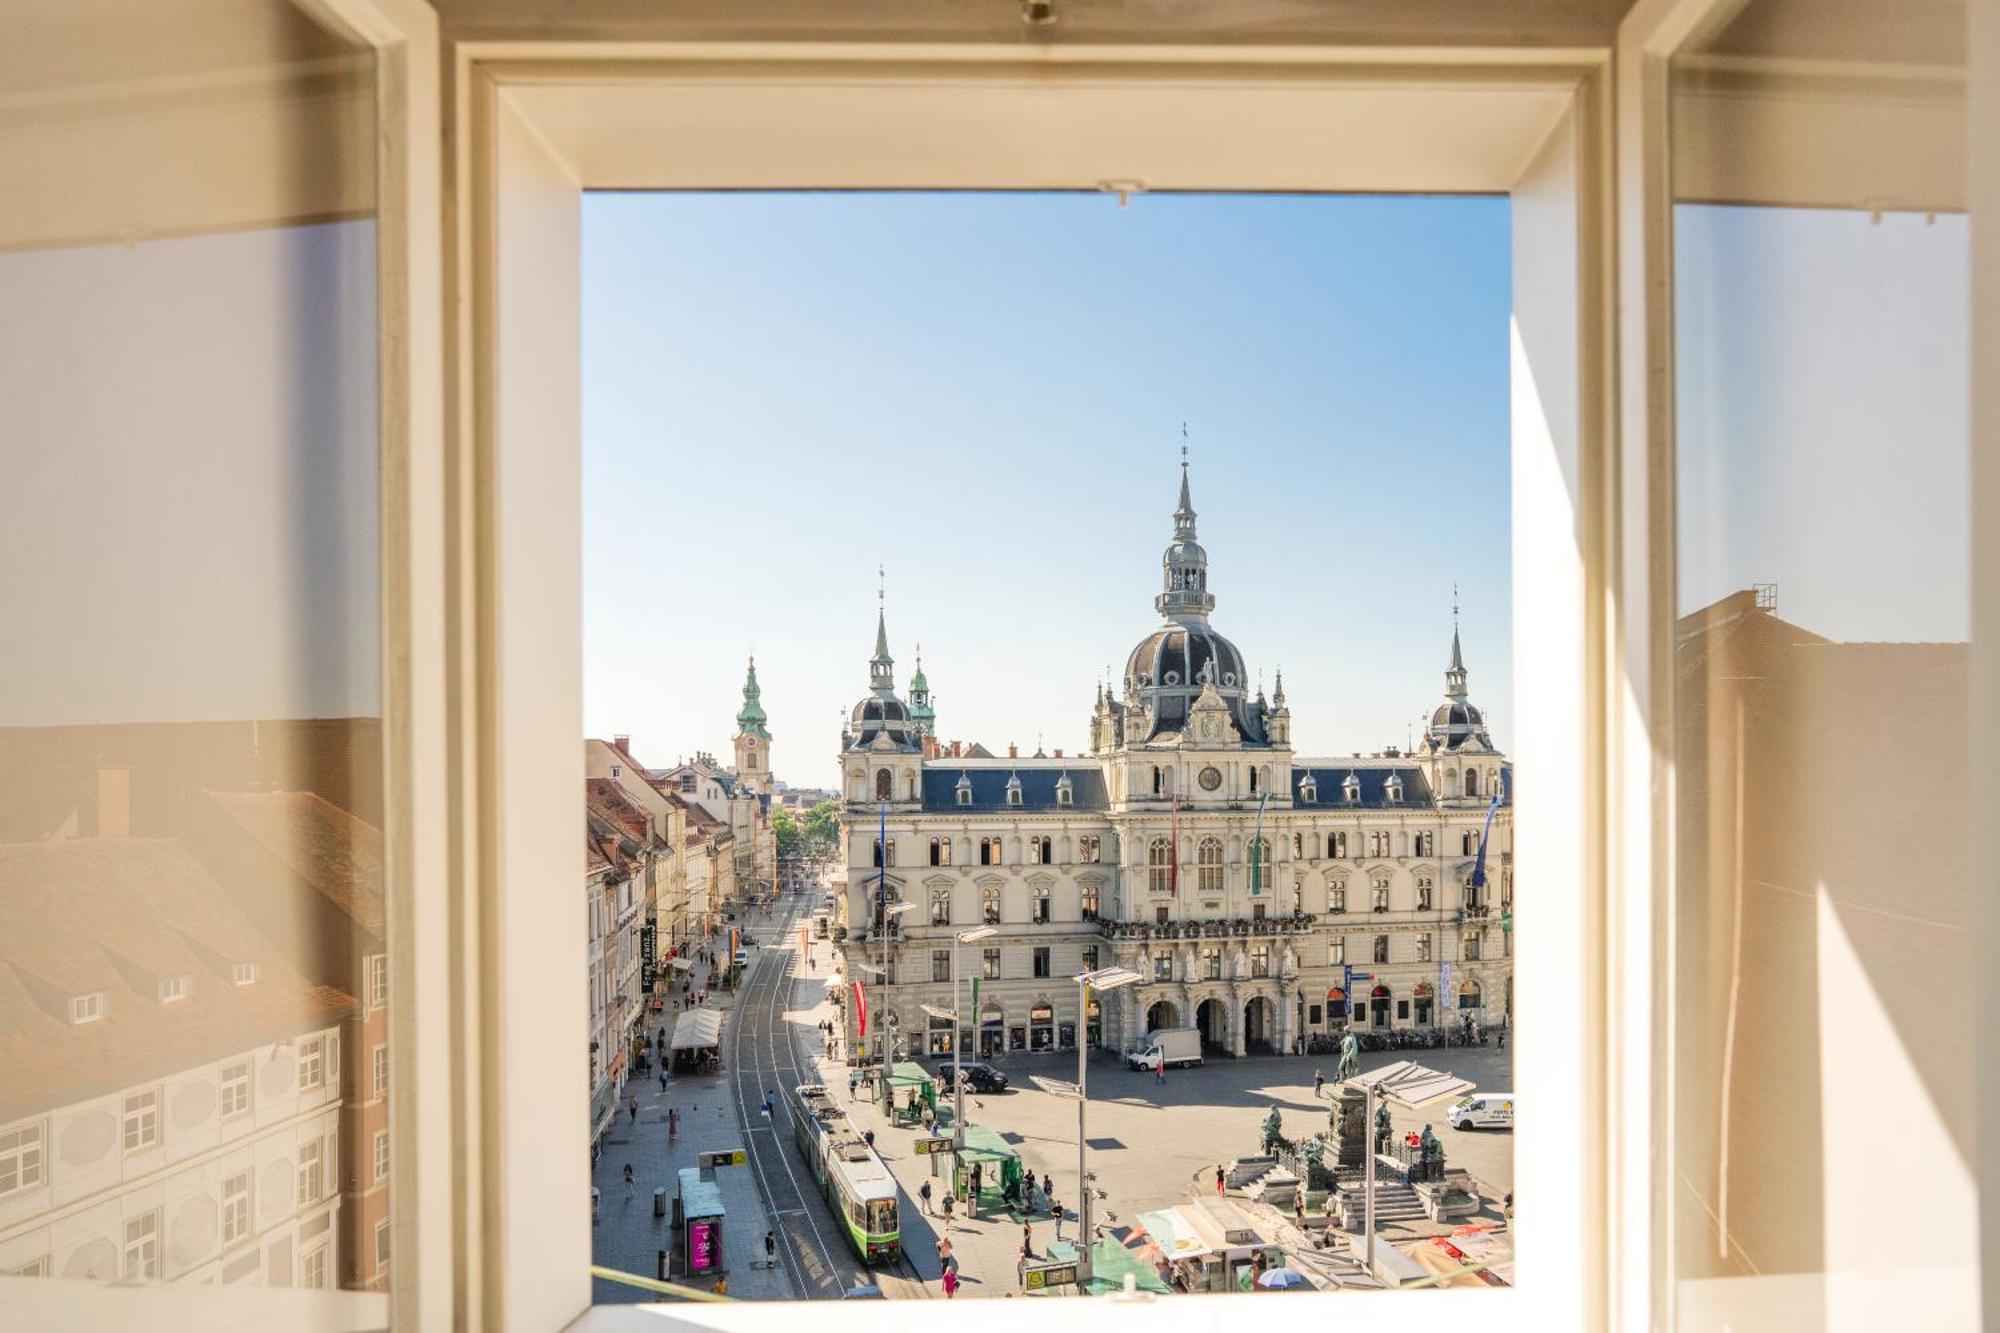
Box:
878;799;891;1113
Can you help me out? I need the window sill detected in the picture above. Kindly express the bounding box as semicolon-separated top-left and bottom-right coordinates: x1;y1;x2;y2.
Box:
0;1277;388;1332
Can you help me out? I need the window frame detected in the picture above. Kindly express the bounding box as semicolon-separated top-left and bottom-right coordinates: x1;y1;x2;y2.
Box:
436;22;1786;1333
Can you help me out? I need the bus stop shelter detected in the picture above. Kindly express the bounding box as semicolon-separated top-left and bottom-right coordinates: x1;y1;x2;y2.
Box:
675;1167;725;1278
887;1060;938;1125
954;1123;1025;1211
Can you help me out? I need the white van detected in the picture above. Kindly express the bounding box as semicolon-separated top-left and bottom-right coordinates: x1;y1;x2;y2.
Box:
1446;1092;1514;1131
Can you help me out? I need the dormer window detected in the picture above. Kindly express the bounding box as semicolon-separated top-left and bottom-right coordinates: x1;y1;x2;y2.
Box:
1005;774;1023;806
1343;773;1361;803
157;976;191;1005
1385;774;1403;803
232;962;258;987
1298;775;1317;803
1055;773;1073;807
69;991;106;1024
955;774;973;807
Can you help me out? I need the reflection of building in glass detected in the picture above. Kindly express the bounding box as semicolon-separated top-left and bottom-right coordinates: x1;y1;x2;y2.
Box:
835;461;1514;1060
0;835;353;1286
1675;589;1970;1280
0;719;385;1291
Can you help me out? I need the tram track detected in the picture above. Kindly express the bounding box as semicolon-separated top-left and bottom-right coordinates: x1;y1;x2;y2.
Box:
725;897;930;1298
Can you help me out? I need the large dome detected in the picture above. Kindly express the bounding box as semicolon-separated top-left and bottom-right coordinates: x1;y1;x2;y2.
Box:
1123;623;1265;745
850;694;916;748
1125;625;1247;695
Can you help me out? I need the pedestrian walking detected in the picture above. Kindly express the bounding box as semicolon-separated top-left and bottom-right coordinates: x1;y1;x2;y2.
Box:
623;1163;634;1193
1022;1222;1034;1259
1293;1188;1305;1226
1497;1023;1507;1052
668;1106;679;1141
919;1179;933;1215
1215;1165;1225;1195
1052;1199;1065;1241
1041;1172;1052;1203
1154;1056;1165;1086
969;1161;983;1201
942;1266;959;1298
1313;1069;1326;1098
764;1230;776;1267
941;1192;955;1225
660;1069;669;1093
629;1097;638;1123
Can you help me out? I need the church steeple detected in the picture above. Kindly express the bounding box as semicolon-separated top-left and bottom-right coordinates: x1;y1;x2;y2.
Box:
735;655;770;739
1445;586;1469;699
869;566;896;695
1155;445;1216;624
909;643;936;737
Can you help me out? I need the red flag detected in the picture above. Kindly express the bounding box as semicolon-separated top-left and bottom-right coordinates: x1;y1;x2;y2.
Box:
853;980;868;1038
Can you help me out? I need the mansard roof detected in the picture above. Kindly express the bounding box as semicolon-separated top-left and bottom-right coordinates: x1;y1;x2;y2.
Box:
921;766;1109;813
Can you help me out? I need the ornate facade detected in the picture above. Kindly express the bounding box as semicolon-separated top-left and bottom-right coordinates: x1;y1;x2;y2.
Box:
836;460;1512;1061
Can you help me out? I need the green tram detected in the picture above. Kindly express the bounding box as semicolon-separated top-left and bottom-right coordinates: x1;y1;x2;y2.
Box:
794;1084;900;1263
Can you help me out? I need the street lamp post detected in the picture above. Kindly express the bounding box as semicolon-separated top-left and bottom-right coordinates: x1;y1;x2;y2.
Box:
876;901;913;1115
1073;966;1139;1288
952;926;996;1148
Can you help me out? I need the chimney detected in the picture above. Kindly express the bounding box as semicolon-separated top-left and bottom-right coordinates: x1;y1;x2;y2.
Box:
613;733;631;755
1053;748;1063;759
1008;743;1018;759
97;768;131;838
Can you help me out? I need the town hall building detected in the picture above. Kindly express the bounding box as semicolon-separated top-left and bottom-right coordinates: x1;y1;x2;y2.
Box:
835;459;1512;1062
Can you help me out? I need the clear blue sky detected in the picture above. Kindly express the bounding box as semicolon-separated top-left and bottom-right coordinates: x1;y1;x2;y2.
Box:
583;192;1512;788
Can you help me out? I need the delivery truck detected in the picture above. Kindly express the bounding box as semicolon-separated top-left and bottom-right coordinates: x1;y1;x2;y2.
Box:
1126;1026;1203;1071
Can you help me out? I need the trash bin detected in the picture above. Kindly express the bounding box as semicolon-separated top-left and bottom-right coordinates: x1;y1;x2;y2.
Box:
655;1186;667;1218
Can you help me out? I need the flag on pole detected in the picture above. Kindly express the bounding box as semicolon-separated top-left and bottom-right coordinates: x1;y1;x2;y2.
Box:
1468;788;1504;892
853;980;869;1037
970;976;980;1015
1250;791;1269;895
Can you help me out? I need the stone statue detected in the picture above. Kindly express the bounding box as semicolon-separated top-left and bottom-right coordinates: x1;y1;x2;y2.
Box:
1373;1100;1392;1154
1260;1104;1284;1155
1335;1030;1360;1082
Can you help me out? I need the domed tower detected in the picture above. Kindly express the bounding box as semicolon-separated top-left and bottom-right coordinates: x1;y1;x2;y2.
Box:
842;580;923;806
732;655;772;795
1420;603;1499;801
908;644;936;741
1120;452;1267;747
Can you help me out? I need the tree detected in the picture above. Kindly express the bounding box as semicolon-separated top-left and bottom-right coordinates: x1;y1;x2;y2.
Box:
800;800;840;862
772;806;802;862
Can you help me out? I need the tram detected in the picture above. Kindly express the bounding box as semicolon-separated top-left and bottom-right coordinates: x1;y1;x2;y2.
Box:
793;1084;901;1262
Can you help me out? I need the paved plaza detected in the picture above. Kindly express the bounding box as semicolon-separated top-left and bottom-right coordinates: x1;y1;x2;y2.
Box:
596;900;1514;1302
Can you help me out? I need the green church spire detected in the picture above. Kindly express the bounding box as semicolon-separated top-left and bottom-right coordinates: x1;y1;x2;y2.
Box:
735;655;771;739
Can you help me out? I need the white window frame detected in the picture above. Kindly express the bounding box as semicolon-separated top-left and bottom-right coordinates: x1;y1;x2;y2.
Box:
158;974;191;1004
374;1129;391;1184
373;1044;390;1099
123;1209;161;1281
68;991;105;1024
297;1140;324;1208
41;5;1982;1329
121;1089;160;1153
219;1060;252;1120
296;1036;325;1094
222;1170;252;1248
0;1120;46;1197
231;961;258;987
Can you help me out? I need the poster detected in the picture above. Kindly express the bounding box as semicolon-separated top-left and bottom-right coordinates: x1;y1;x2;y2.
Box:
688;1219;719;1273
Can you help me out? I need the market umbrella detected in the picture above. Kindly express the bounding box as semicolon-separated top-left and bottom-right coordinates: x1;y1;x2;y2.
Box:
1256;1268;1311;1290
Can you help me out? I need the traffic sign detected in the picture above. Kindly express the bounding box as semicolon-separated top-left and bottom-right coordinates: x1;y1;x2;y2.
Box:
913;1136;952;1156
697;1148;747;1168
1024;1261;1079;1290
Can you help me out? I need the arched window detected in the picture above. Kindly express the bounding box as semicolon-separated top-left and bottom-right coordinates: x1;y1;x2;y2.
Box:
1196;837;1223;894
929;837;952;867
956;774;973;806
1373;936;1390;964
1416;875;1434;910
981;885;1001;924
1032;884;1051;923
1342;773;1361;803
1028;836;1052;865
1462;830;1477;856
1080;883;1100;921
1250;837;1272;893
1328;832;1347;859
1372;876;1391;911
873;838;894;868
874;769;892;801
1152;766;1164;795
1005;776;1023;806
1249;767;1259;794
907;771;918;800
930;888;952;925
1147;837;1173;893
1292;832;1304;857
1414;830;1434;857
1078;834;1100;864
1201;944;1223;980
1384;773;1403;803
1330;880;1347;913
1464;768;1479;797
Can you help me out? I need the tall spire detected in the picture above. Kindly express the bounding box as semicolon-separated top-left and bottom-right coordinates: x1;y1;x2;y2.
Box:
735;653;770;739
1445;586;1469;699
1156;442;1216;623
869;567;896;694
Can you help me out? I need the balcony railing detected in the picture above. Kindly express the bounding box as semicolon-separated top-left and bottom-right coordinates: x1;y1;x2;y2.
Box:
1097;912;1317;942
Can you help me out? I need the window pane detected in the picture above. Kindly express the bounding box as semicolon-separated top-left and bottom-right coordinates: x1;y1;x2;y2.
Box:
0;0;388;1300
1670;0;1973;1319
